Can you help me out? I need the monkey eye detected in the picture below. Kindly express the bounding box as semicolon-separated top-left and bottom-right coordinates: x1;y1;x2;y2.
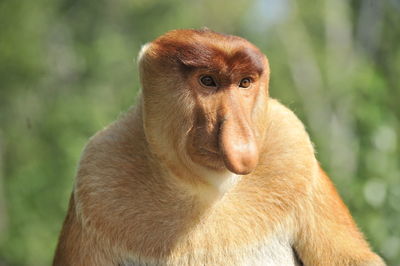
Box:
239;78;252;88
199;76;217;87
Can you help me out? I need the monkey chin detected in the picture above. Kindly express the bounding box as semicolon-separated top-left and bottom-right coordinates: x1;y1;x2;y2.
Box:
188;152;242;195
184;145;247;195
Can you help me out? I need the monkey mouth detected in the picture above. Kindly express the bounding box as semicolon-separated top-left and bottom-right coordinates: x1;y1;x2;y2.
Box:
187;144;226;171
197;147;224;163
200;147;220;156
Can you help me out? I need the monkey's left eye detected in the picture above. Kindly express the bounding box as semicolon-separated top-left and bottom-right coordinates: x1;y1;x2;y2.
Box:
199;76;217;87
239;78;252;88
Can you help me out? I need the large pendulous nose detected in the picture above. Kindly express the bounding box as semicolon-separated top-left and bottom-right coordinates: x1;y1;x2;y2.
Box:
218;90;259;175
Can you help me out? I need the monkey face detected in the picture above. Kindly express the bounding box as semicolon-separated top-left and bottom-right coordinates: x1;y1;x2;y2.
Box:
139;29;270;176
185;65;265;175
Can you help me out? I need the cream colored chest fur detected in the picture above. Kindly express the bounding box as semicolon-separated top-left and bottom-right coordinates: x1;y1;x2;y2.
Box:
120;236;301;266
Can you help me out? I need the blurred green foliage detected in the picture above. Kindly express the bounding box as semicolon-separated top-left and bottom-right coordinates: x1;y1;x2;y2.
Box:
0;0;399;265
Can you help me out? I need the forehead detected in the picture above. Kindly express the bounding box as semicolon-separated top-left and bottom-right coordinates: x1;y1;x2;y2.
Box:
150;29;266;76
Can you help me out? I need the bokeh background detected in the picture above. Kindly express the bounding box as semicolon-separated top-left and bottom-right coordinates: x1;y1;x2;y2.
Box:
0;0;399;265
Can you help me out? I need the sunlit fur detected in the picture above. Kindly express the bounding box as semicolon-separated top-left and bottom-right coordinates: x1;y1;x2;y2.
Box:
53;29;385;266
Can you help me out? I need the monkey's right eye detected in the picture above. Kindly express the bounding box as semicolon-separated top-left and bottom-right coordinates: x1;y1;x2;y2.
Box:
199;76;217;87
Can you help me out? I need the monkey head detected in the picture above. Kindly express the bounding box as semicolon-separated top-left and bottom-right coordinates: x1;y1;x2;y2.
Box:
138;29;270;179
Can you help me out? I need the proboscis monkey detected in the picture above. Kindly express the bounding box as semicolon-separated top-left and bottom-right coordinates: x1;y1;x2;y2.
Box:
53;29;385;266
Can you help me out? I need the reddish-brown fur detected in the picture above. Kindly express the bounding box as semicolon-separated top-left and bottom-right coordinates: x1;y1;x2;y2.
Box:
53;29;385;266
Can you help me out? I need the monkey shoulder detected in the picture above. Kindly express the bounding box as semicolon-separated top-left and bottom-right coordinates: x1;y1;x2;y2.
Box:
266;99;310;141
73;111;153;211
259;98;317;174
78;110;148;175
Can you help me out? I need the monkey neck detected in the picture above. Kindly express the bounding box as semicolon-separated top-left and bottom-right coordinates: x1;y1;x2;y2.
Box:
167;163;242;202
148;151;241;204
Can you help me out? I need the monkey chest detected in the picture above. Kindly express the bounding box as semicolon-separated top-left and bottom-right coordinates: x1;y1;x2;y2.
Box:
120;237;301;266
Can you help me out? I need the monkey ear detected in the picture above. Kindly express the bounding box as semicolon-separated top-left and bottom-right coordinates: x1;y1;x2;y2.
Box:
262;55;270;77
137;43;152;66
